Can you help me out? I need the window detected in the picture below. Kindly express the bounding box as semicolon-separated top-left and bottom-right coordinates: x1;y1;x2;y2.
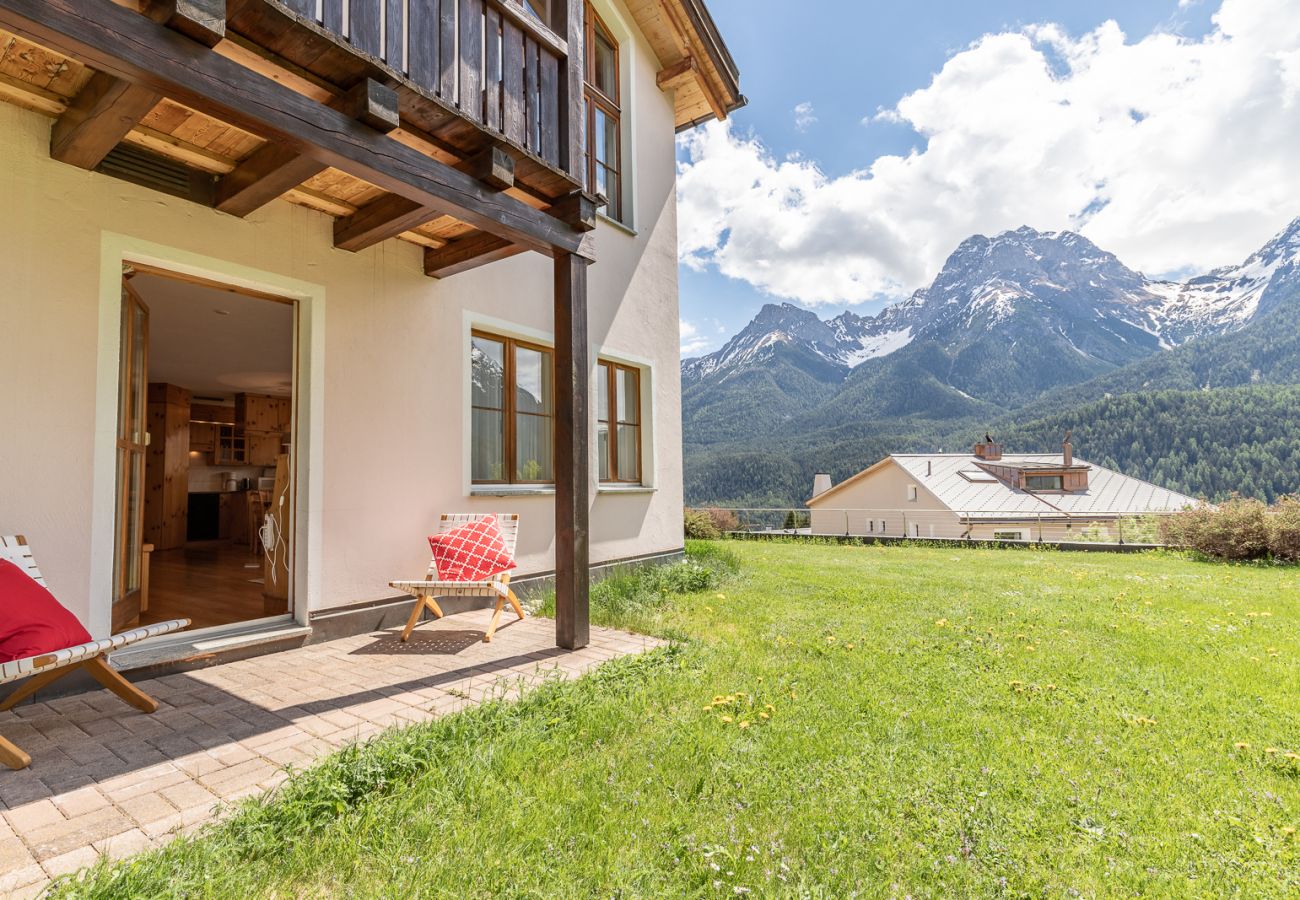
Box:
471;332;554;484
523;0;549;22
907;484;918;502
1024;475;1064;491
584;5;622;222
596;360;641;482
993;531;1025;541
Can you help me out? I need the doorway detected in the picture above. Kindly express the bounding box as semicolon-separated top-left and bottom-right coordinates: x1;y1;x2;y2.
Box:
114;265;296;632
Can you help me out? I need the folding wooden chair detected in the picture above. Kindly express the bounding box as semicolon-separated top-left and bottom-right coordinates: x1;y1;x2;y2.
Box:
389;514;525;644
0;535;189;769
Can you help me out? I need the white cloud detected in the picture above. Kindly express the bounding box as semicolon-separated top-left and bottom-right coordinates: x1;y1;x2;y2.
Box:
679;319;712;356
793;101;817;132
677;0;1300;306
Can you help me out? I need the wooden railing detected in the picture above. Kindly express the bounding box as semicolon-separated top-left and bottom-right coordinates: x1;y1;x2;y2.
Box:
280;0;573;174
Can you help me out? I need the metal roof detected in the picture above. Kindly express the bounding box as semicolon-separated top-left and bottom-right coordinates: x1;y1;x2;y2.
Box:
810;453;1200;519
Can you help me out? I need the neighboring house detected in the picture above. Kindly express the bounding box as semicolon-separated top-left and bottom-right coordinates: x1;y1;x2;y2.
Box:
0;0;742;655
806;437;1198;542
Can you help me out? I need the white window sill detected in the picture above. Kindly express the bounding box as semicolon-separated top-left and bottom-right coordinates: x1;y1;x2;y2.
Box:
470;486;555;497
598;484;655;494
597;212;637;237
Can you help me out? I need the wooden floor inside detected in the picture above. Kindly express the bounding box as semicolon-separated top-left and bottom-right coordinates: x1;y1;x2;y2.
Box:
141;542;284;630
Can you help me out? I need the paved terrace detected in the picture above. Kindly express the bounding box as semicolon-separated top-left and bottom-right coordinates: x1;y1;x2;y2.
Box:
0;610;663;896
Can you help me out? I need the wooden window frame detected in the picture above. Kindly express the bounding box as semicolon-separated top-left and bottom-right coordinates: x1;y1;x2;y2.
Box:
597;359;642;484
1024;474;1064;491
471;330;556;486
584;4;623;223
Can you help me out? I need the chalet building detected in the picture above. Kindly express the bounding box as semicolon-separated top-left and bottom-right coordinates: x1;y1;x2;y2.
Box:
806;436;1198;542
0;0;743;657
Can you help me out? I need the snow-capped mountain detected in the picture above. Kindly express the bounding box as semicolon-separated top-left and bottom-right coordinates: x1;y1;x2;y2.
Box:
683;218;1300;393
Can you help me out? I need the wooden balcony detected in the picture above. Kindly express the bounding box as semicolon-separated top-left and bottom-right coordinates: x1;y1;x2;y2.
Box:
229;0;584;199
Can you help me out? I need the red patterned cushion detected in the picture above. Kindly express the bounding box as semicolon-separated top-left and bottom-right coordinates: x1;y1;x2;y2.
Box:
0;558;93;663
428;515;516;582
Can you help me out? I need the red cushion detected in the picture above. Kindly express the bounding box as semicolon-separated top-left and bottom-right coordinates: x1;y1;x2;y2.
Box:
428;515;516;582
0;558;93;663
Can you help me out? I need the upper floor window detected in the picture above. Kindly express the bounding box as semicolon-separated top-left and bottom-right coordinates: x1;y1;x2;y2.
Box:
907;484;918;502
584;5;622;223
523;0;549;22
597;360;640;482
1025;474;1064;491
471;332;554;484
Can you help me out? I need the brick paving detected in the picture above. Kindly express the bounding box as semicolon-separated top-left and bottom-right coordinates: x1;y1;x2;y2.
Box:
0;610;663;896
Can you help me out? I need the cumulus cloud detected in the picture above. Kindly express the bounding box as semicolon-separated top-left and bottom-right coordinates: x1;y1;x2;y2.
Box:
677;0;1300;306
680;319;712;356
793;101;817;132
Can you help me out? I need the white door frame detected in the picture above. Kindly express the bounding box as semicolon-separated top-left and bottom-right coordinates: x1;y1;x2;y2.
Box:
90;232;325;637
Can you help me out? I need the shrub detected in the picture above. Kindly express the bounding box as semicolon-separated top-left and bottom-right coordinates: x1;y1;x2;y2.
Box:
1161;497;1271;560
683;507;720;540
703;507;739;533
1267;495;1300;562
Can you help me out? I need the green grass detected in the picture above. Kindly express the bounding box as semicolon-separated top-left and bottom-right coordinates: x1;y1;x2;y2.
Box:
55;541;1300;897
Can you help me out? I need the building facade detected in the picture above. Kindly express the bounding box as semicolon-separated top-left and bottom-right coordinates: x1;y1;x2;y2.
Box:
0;0;742;654
807;440;1199;543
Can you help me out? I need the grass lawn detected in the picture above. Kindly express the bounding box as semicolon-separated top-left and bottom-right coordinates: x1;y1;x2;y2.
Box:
57;541;1300;897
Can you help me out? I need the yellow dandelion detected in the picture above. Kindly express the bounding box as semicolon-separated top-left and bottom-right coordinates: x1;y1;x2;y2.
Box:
1265;747;1279;755
702;706;714;712
789;691;797;700
720;715;733;724
716;594;726;600
1251;656;1261;662
846;642;855;649
1026;645;1036;652
759;711;770;720
1009;680;1023;687
765;703;775;712
935;619;948;627
1285;752;1300;760
1267;647;1279;653
1046;684;1057;691
1234;742;1250;750
738;720;750;729
826;635;836;643
1282;826;1296;836
712;695;725;704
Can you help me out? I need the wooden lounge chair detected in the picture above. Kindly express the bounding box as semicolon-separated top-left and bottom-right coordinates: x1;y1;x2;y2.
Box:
389;513;525;644
0;535;189;770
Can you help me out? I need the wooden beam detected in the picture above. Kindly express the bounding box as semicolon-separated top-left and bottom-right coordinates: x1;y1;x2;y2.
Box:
465;145;515;191
423;232;525;278
556;0;584;179
655;54;697;91
216;78;399;216
549;191;598;232
215;142;328;216
50;69;162;169
553;250;590;650
0;0;584;254
334;194;430;251
144;0;225;47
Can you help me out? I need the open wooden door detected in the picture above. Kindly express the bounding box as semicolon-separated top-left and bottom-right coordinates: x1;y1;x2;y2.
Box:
113;280;149;631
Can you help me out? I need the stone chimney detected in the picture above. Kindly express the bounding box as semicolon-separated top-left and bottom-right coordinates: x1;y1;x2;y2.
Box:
1063;430;1073;467
973;433;1002;461
812;473;832;498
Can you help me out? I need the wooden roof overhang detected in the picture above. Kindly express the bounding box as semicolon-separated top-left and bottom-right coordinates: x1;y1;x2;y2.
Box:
626;0;744;130
0;0;600;275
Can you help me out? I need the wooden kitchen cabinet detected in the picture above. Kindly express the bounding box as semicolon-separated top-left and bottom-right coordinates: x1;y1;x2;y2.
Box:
247;432;281;466
236;393;282;433
189;420;216;453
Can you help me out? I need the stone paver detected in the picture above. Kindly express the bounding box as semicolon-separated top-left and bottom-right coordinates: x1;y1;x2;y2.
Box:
0;609;662;892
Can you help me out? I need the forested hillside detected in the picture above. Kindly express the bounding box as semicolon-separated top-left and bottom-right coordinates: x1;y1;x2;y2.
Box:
987;386;1300;502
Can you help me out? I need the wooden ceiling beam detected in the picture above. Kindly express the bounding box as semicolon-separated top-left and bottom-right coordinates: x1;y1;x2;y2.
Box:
424;232;525;278
334;145;517;252
0;0;585;255
216;77;398;217
50;69;162;168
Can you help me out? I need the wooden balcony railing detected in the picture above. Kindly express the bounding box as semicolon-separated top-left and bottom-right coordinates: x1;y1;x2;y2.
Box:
277;0;574;178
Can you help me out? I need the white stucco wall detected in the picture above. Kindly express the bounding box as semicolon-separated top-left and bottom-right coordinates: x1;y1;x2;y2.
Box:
0;4;683;634
808;461;960;538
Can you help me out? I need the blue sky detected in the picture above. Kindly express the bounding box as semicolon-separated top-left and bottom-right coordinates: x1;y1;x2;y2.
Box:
673;0;1297;357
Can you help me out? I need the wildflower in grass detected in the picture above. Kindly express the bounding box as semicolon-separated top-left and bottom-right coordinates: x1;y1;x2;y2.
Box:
720;715;733;724
759;711;770;720
765;704;775;712
1265;748;1278;755
1046;684;1057;691
935;619;948;627
1283;827;1295;836
738;721;750;730
713;695;725;704
1009;680;1022;687
846;642;855;649
1285;752;1299;760
1234;742;1250;750
826;635;836;643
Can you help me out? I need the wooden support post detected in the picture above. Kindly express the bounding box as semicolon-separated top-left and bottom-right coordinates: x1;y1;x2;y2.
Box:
549;191;599;232
50;70;162;169
553;250;590;650
465;145;515;191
